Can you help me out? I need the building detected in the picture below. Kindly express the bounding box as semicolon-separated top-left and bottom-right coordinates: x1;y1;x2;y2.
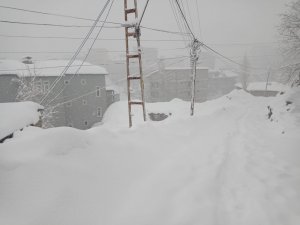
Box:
0;59;119;129
208;70;238;99
145;66;209;103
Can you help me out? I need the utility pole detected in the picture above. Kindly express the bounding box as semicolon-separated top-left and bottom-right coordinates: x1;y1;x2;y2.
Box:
123;0;147;127
190;38;201;116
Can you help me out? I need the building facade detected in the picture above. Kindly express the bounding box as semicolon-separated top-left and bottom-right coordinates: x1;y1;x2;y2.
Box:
145;67;209;103
0;59;119;129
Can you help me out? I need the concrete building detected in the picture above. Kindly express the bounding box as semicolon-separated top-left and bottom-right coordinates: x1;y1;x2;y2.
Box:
145;66;209;103
0;59;119;129
207;70;238;99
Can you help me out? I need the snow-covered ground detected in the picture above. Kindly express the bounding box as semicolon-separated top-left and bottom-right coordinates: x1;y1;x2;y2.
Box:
0;101;43;141
0;89;299;225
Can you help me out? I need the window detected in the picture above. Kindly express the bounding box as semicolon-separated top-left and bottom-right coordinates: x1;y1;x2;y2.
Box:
43;81;50;92
66;102;72;107
64;80;69;85
81;79;86;85
82;99;87;105
96;86;101;97
97;107;102;117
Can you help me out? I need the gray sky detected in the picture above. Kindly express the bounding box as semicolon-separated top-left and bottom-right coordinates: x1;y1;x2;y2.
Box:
0;0;293;66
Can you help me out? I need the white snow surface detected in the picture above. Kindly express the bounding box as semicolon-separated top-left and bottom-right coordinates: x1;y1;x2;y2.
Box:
0;101;43;140
0;59;108;77
0;89;299;225
236;82;288;92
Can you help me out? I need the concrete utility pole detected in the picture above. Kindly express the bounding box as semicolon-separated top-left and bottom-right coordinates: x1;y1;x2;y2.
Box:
190;39;201;116
123;0;147;127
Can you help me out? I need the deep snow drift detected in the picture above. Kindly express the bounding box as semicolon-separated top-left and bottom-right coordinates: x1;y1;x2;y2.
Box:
0;101;43;141
0;89;299;225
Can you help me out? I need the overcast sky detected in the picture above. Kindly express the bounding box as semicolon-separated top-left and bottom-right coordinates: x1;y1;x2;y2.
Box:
0;0;293;65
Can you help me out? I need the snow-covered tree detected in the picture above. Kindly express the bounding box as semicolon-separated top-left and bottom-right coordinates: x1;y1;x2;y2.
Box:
14;64;56;128
240;54;250;91
279;0;300;85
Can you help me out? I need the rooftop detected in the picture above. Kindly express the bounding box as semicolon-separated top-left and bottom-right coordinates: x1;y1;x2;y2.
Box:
0;59;108;77
235;82;288;92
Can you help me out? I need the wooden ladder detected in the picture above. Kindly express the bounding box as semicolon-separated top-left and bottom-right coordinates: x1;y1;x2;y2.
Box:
124;0;146;127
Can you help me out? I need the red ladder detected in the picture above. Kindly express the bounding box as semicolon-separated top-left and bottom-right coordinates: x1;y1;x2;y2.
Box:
124;0;146;127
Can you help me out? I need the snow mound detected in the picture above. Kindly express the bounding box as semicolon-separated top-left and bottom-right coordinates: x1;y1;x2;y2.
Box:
0;88;299;225
0;101;43;141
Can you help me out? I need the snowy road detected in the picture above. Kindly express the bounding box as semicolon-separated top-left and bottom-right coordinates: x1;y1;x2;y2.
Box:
0;90;299;225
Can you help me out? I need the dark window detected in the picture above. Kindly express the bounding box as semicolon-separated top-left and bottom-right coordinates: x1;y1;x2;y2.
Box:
96;86;101;97
97;107;102;117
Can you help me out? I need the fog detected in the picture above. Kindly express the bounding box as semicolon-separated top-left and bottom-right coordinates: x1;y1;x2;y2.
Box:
0;0;292;67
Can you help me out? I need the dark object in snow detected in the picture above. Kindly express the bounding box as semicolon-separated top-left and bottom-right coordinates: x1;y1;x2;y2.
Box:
267;106;273;120
286;100;293;106
0;133;13;143
148;113;169;121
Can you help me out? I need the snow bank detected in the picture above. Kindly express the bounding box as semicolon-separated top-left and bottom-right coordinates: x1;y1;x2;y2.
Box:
0;89;299;225
235;82;288;92
0;101;43;141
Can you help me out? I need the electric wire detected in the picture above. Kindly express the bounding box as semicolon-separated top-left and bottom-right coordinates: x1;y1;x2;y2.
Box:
45;0;116;106
40;0;112;104
0;4;187;36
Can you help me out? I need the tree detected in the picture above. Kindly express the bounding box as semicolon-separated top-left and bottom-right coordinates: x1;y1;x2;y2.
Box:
279;0;300;85
14;64;56;128
240;54;250;91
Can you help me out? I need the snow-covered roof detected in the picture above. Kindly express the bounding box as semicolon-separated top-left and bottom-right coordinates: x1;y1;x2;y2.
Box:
248;82;289;92
164;66;209;70
235;82;288;92
209;69;238;78
0;101;43;141
0;59;108;77
222;70;238;78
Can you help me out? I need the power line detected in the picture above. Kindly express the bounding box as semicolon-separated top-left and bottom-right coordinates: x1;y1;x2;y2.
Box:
46;0;116;106
0;47;189;54
195;0;203;40
174;0;195;39
137;0;150;28
0;34;186;42
40;0;112;104
0;4;187;35
173;0;267;70
0;19;120;28
169;0;190;46
0;34;278;46
0;5;102;22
